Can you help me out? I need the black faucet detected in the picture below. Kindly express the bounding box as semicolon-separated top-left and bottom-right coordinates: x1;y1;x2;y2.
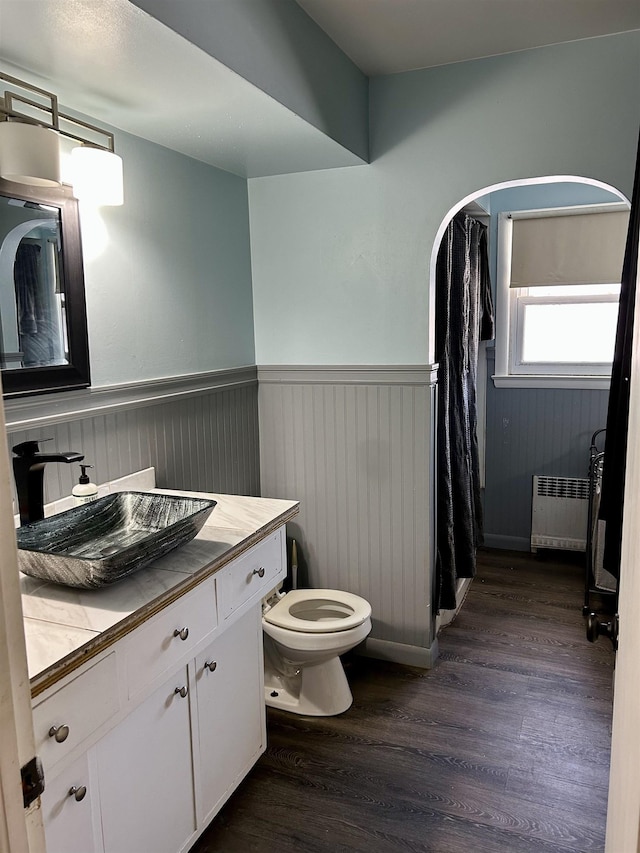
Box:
12;440;84;526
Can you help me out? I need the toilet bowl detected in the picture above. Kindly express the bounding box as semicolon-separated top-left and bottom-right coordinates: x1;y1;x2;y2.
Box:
262;588;372;716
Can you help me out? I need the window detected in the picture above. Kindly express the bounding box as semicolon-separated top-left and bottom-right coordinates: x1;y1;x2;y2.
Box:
493;204;629;389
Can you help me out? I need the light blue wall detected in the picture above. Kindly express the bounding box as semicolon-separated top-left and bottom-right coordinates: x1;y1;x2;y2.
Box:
82;130;255;387
131;0;368;161
249;32;640;365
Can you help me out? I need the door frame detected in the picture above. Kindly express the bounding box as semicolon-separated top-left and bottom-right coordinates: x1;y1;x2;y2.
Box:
0;371;46;853
431;174;640;850
604;214;640;852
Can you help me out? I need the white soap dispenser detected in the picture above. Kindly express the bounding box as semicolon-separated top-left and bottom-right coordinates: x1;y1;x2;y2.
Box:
72;464;98;506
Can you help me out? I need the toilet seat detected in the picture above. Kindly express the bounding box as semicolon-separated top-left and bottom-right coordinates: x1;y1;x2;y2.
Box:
263;588;371;633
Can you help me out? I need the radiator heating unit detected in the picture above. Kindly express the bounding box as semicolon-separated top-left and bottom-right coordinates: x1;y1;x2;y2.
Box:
531;475;589;552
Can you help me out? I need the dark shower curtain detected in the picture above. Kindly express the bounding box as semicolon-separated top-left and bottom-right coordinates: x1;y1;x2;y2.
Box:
14;241;62;367
435;213;494;611
600;129;640;580
14;243;41;339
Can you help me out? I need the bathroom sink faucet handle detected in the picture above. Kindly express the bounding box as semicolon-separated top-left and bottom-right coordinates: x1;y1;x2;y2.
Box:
174;627;189;641
12;438;53;453
12;440;85;526
12;438;77;458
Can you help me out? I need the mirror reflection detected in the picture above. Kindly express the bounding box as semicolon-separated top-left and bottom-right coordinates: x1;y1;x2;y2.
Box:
0;179;90;398
0;196;69;370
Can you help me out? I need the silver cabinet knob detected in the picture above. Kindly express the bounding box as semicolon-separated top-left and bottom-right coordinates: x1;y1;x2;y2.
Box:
69;786;87;802
252;567;265;578
204;660;217;673
174;686;188;698
48;724;70;743
173;627;189;641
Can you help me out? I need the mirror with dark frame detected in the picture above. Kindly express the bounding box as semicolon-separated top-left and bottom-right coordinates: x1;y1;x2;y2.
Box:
0;178;90;397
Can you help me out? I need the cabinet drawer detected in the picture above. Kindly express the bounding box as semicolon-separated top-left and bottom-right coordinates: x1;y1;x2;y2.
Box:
33;653;118;774
125;575;217;697
218;529;284;620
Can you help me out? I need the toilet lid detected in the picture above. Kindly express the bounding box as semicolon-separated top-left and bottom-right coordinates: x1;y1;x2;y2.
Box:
263;588;371;633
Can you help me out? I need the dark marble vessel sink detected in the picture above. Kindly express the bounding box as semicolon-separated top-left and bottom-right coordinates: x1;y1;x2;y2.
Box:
16;491;217;589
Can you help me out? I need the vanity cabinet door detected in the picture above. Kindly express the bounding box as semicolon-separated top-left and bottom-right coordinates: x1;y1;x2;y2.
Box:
41;752;102;853
194;606;265;826
96;666;196;853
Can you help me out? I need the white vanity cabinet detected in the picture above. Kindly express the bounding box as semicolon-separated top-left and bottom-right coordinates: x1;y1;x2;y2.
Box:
34;523;287;853
33;654;118;853
97;666;196;853
32;652;119;776
124;575;217;699
39;752;103;853
217;529;283;620
194;606;264;825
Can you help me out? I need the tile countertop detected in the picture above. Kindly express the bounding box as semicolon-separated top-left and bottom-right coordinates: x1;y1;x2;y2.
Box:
21;487;299;698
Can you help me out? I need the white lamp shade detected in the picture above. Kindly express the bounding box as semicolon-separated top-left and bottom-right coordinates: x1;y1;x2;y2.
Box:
71;146;123;206
0;121;61;186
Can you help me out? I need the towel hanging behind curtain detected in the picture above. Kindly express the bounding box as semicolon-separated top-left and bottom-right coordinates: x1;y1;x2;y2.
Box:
435;213;494;611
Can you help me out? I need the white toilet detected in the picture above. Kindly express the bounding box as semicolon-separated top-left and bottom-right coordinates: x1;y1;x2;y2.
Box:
262;588;372;716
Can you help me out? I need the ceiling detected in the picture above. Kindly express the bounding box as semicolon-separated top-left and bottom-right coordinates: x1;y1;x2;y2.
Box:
0;0;363;178
0;0;638;177
296;0;640;76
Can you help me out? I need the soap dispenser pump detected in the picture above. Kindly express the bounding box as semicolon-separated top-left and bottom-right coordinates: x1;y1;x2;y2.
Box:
72;464;98;506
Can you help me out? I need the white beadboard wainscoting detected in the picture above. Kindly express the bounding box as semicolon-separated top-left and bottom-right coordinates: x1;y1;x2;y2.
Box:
5;364;440;667
258;365;439;667
5;367;260;510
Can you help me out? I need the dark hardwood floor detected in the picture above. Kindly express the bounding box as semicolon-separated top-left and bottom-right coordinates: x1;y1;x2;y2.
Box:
190;549;614;853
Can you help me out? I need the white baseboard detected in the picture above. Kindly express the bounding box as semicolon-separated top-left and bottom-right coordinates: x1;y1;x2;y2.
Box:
356;636;438;670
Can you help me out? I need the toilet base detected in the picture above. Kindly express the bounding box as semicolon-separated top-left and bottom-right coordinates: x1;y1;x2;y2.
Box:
264;655;353;716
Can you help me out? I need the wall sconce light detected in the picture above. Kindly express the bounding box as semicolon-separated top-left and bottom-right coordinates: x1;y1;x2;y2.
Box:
0;121;61;186
71;145;124;207
0;71;123;205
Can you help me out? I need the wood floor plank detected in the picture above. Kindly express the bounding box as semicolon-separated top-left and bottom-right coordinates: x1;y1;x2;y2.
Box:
263;728;606;848
189;549;614;852
506;766;609;811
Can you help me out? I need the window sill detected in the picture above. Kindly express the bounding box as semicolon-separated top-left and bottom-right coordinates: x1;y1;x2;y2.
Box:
492;374;610;390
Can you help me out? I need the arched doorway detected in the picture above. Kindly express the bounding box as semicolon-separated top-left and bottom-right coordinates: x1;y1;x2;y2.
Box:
430;175;630;620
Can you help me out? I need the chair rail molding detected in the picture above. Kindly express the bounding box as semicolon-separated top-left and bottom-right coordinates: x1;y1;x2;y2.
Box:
257;364;438;386
4;366;257;431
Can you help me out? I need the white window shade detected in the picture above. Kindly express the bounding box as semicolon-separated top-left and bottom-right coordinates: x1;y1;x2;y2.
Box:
510;208;629;288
